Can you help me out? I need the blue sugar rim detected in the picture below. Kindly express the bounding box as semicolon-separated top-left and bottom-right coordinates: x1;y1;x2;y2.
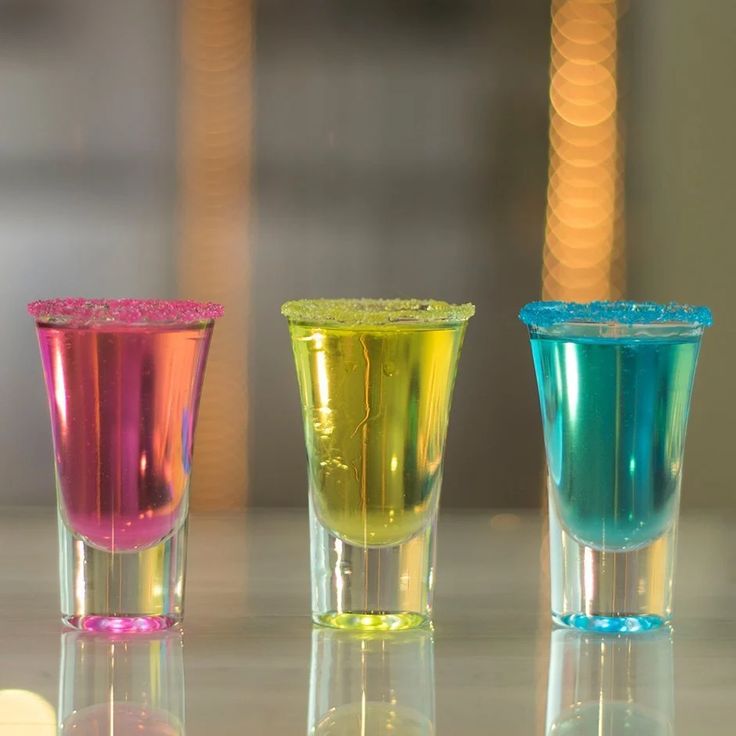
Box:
519;301;713;328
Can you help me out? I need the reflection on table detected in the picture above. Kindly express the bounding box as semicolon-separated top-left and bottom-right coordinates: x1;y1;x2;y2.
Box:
546;626;674;735
59;630;185;734
309;627;435;735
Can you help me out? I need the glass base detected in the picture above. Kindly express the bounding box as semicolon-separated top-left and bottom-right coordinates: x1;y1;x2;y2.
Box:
63;614;181;633
548;493;677;630
553;613;667;634
309;499;436;631
314;611;428;631
58;509;187;625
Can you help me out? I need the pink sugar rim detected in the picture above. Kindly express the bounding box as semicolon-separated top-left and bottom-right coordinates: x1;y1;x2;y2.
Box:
28;298;224;326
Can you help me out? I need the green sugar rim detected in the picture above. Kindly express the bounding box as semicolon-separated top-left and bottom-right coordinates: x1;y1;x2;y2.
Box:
281;298;475;326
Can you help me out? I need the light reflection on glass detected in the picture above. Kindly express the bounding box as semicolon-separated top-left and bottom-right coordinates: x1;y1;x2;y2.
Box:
308;627;435;735
313;334;332;412
563;342;580;421
546;627;674;735
52;348;68;430
58;630;185;734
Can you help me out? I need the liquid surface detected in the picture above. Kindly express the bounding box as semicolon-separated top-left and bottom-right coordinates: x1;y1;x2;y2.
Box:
290;323;466;547
37;324;212;551
532;335;700;550
312;702;433;736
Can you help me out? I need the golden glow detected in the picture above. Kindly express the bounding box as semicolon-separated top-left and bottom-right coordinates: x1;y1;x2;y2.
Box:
543;0;625;301
179;0;251;509
0;690;55;734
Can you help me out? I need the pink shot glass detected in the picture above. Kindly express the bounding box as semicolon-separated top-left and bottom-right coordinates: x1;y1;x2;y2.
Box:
29;298;222;631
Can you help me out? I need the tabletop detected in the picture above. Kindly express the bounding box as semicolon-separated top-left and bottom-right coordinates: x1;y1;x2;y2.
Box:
0;508;734;734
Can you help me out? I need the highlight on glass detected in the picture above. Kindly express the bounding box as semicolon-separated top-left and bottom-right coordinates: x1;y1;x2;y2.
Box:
59;630;184;733
520;301;712;633
309;627;435;735
29;298;223;631
546;627;674;734
283;298;474;630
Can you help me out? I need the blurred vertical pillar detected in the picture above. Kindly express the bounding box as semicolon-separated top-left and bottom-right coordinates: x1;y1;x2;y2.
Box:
543;0;626;300
178;0;252;509
537;4;626;720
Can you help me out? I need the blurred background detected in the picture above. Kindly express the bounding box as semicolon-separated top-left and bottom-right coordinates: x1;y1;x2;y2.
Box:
1;0;734;510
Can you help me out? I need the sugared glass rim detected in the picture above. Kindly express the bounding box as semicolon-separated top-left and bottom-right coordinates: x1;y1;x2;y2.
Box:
28;298;224;327
281;298;475;327
519;300;712;329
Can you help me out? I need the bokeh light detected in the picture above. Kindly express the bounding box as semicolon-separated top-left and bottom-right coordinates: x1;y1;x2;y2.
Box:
179;0;252;508
0;690;55;735
543;0;625;301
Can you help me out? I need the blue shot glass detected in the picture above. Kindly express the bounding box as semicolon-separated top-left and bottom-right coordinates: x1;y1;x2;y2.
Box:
520;301;712;632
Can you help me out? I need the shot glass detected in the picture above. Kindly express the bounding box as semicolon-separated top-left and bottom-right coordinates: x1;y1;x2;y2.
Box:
520;301;712;632
283;299;474;630
29;298;223;631
59;630;184;733
546;627;674;734
309;627;435;735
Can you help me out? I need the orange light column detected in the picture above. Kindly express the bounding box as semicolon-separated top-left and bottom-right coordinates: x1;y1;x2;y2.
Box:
543;0;625;301
178;0;252;509
536;5;626;711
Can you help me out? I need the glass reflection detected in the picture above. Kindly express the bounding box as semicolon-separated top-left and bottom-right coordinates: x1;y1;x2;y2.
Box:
308;627;435;735
546;627;674;735
59;630;184;734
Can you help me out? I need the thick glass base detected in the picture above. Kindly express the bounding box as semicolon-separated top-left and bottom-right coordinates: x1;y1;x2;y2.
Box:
553;613;666;634
58;510;187;627
63;615;181;633
309;499;435;631
549;493;677;630
314;611;428;632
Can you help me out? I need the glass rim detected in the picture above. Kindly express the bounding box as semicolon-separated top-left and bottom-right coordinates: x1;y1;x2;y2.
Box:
281;298;475;327
519;300;712;330
27;298;224;328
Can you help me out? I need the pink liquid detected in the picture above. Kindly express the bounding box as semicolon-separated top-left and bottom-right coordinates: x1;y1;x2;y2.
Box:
37;323;213;551
73;615;176;633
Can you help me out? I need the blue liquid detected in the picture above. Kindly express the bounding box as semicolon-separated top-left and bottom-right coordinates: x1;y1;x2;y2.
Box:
555;613;665;633
531;334;701;550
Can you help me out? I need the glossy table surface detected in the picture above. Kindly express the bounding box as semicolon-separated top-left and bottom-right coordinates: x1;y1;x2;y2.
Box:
0;508;734;734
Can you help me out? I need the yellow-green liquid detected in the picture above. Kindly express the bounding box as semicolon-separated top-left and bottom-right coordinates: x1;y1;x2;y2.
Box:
290;323;466;547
